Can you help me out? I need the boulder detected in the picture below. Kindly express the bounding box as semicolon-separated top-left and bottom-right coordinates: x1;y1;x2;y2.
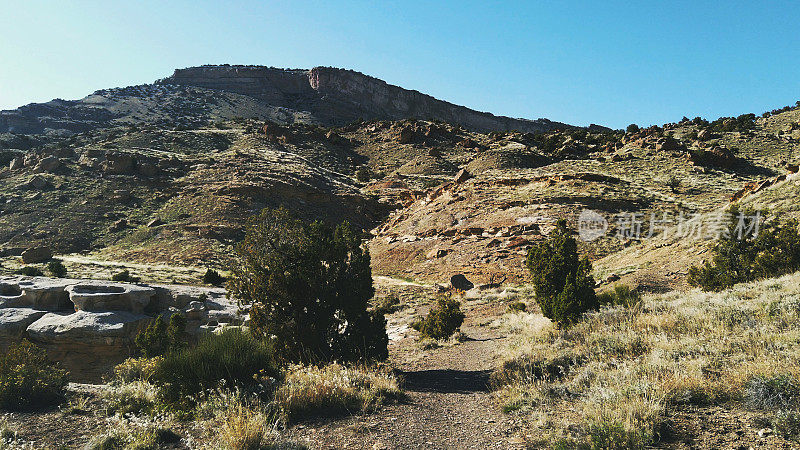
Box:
26;310;150;382
109;218;128;232
21;246;52;263
146;218;164;227
398;126;417;144
454;169;472;184
426;248;449;259
34;156;61;173
450;274;474;291
11;277;74;310
185;301;206;320
103;153;136;175
24;175;53;190
0;308;48;344
138;162;159;177
506;237;532;249
66;283;156;314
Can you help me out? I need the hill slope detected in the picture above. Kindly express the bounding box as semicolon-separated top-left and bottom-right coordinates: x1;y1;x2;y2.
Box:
0;65;568;136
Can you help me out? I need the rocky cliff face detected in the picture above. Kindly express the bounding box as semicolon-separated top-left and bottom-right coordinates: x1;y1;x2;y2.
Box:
1;65;567;135
162;65;565;133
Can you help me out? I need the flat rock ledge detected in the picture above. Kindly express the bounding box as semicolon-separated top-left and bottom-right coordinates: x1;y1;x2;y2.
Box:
0;276;241;382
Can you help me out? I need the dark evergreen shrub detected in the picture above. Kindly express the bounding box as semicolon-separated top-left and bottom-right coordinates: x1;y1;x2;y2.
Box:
525;219;598;325
688;207;800;291
47;259;67;278
201;268;225;286
135;314;187;358
229;208;388;363
411;296;465;340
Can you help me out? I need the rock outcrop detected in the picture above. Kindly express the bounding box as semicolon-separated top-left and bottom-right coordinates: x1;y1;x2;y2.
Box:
0;65;567;135
162;65;566;133
0;276;240;382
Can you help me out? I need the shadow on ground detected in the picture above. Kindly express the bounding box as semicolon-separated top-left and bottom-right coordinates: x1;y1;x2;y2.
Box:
401;369;492;394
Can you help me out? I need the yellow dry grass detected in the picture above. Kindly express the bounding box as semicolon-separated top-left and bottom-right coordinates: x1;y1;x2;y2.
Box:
495;272;800;446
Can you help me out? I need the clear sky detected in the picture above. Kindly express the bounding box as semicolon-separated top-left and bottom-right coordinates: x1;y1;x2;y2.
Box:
1;1;798;129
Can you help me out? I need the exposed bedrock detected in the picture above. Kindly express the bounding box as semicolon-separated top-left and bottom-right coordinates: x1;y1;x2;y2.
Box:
0;276;240;382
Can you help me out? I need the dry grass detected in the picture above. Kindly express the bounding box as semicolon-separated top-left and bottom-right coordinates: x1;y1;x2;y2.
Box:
85;416;181;450
102;380;161;416
494;271;800;446
274;363;403;423
0;420;17;449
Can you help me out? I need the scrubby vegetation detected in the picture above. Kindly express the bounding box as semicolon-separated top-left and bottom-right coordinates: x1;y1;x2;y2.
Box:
526;219;598;325
202;268;226;285
274;363;403;423
15;266;43;276
111;269;139;282
597;284;641;308
495;271;800;447
411;296;465;340
0;341;68;411
47;259;67;277
134;314;187;358
229;207;388;363
154;328;280;403
688;207;800;291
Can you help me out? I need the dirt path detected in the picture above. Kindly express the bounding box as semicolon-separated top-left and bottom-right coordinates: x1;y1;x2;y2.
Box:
285;299;527;449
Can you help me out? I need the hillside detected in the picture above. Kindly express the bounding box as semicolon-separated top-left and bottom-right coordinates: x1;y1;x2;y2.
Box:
0;93;798;287
1;65;800;449
0;65;567;136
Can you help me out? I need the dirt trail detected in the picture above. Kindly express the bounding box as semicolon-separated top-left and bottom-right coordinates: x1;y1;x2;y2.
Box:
286;304;527;449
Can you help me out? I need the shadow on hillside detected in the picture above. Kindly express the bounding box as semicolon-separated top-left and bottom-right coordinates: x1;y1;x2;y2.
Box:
401;369;492;394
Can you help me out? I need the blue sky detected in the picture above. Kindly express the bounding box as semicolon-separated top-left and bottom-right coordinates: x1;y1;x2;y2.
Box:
0;1;798;128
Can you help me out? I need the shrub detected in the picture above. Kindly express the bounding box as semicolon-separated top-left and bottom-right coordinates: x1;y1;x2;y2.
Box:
0;420;16;446
588;418;652;449
526;219;598;325
597;285;642;308
274;363;403;423
626;123;640;133
47;259;67;278
113;357;163;383
688;207;800;291
745;374;800;411
111;270;139;282
773;410;800;439
507;301;527;313
0;341;68;411
15;266;43;276
411;296;465;340
86;425;181;450
218;399;273;450
202;268;226;286
373;295;401;315
355;166;373;182
229;208;388;363
154;328;280;403
665;175;681;193
134;314;187;358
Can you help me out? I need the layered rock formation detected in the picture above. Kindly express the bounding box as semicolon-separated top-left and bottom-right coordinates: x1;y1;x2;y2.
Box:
0;276;239;381
0;65;567;135
163;65;565;133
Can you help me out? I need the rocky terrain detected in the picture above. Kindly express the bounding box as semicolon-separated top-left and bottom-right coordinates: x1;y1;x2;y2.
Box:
0;66;799;448
0;65;566;136
0;276;236;381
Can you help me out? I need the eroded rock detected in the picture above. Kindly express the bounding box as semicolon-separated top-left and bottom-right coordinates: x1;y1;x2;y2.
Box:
0;276;240;381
